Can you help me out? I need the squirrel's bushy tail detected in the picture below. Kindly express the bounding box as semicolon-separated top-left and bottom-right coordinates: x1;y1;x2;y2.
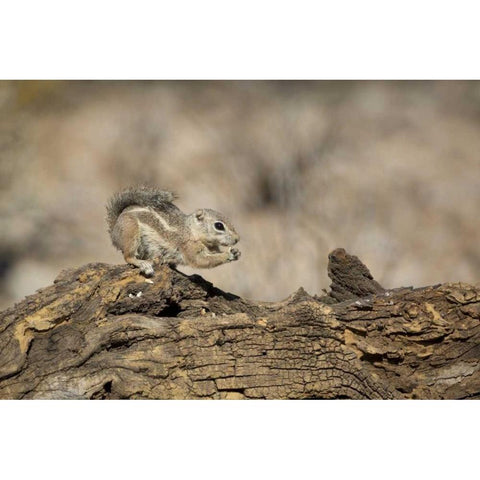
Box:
106;186;177;234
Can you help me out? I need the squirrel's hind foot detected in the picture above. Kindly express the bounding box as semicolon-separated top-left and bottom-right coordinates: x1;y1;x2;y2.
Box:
137;260;154;277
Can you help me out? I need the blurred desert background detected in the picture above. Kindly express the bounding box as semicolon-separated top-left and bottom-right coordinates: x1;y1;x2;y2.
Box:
1;80;480;309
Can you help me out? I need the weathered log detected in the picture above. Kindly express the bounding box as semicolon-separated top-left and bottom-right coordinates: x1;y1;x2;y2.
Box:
1;248;479;399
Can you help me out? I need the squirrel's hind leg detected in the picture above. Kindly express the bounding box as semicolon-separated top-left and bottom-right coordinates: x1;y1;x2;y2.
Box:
113;213;155;276
125;256;154;276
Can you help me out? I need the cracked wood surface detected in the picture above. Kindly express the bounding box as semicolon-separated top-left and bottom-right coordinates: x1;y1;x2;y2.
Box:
1;248;479;399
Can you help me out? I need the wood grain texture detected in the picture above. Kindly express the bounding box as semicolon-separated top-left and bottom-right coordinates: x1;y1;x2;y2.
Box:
1;249;479;399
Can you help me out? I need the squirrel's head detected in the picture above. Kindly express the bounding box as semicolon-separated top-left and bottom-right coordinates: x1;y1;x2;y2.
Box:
191;208;240;248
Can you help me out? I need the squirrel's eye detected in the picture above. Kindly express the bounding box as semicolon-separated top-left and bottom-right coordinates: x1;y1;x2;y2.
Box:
214;222;225;231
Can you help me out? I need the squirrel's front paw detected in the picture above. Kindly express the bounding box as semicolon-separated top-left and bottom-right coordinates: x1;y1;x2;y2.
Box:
228;247;241;262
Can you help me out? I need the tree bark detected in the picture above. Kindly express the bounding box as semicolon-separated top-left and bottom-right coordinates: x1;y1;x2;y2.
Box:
1;248;479;399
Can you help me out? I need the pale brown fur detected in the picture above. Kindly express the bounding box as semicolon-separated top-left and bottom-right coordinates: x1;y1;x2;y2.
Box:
106;187;240;276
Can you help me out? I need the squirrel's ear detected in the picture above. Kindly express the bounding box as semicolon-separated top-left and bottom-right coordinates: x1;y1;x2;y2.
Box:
195;209;205;221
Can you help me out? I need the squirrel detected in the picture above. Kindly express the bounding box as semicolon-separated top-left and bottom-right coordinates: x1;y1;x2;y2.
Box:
106;186;241;276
